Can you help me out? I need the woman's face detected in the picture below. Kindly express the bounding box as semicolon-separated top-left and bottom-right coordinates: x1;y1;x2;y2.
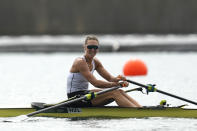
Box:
84;40;99;58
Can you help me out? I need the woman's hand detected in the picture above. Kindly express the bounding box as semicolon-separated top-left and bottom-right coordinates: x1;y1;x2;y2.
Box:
110;75;129;87
119;81;129;87
117;75;129;87
114;75;126;82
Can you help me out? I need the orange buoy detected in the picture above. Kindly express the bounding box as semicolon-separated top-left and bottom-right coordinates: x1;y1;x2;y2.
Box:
123;59;148;76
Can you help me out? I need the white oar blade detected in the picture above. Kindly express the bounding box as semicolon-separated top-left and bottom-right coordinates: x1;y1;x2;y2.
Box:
2;115;29;123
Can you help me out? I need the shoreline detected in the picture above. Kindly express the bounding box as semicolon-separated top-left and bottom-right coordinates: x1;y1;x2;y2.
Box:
1;35;197;52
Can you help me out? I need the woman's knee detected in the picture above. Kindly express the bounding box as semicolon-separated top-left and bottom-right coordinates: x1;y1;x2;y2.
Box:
91;89;101;92
118;89;124;93
111;89;122;96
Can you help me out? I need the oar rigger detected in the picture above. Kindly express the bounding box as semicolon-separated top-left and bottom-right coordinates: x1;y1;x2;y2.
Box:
146;84;157;94
85;92;97;100
126;79;197;106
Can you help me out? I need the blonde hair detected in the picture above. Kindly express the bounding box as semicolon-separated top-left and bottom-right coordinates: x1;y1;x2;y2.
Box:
84;35;99;45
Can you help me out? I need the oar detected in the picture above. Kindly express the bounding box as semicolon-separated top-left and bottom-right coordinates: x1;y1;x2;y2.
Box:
125;87;143;93
126;79;197;105
28;86;123;117
41;87;143;109
5;85;122;122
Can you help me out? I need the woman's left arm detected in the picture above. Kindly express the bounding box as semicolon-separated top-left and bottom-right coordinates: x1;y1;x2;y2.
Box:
95;58;124;82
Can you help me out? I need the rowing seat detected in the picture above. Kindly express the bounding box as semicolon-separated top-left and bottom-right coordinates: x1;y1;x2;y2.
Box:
31;102;46;109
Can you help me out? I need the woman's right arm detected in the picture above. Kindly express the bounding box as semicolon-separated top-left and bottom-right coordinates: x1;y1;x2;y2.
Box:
76;59;119;88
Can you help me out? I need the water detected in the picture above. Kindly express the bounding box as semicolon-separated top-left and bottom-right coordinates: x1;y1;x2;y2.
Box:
0;52;197;130
0;117;197;131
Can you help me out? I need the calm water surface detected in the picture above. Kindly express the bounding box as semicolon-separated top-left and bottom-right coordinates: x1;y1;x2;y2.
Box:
0;52;197;130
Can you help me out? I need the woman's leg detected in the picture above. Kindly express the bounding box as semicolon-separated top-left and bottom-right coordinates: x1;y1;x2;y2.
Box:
91;89;137;107
119;90;142;107
90;89;114;106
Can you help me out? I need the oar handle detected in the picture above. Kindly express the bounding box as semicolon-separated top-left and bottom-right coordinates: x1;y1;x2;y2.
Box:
127;79;197;106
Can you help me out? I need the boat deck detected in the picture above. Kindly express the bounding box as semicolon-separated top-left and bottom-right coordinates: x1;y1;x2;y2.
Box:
0;106;197;118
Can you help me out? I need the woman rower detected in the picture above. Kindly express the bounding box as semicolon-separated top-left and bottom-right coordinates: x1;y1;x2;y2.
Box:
67;35;141;107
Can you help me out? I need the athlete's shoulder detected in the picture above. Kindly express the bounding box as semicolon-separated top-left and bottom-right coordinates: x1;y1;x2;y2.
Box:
73;57;86;65
93;57;100;62
93;57;103;68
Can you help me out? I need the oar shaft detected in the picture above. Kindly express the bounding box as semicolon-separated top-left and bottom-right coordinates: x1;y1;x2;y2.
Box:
96;86;120;95
127;79;197;105
27;96;84;117
127;80;147;88
27;86;121;117
157;89;197;105
125;88;143;93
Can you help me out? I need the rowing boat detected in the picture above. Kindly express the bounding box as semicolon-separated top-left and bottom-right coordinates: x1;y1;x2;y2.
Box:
0;105;197;118
1;80;197;120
